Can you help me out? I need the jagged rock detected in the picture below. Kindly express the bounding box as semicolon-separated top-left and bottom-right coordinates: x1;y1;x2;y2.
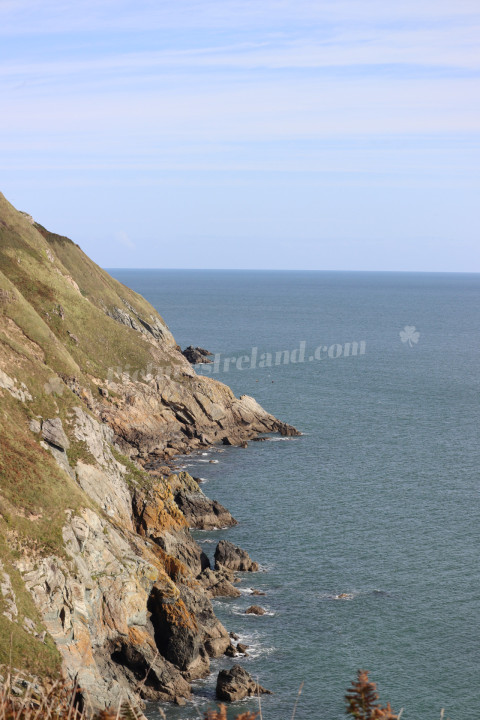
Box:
215;540;259;572
0;369;32;402
105;302;175;346
237;643;249;654
182;346;213;364
224;643;237;657
245;605;265;615
169;472;237;530
41;417;70;451
132;482;210;577
75;462;133;529
198;568;241;598
0;192;300;713
216;665;271;702
148;582;229;678
16;508;191;708
0;562;18;622
252;589;266;596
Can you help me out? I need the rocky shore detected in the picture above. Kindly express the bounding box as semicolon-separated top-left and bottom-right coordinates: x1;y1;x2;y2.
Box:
0;192;299;712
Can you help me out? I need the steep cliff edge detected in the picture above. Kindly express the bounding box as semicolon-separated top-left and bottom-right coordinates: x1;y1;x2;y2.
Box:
0;192;298;708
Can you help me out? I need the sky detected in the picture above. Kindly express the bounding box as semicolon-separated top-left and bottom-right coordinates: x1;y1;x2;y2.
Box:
1;0;479;271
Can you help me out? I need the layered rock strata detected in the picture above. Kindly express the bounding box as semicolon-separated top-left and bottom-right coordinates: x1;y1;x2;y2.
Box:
0;191;299;710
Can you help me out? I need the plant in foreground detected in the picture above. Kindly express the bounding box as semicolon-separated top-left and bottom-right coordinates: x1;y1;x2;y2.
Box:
345;670;398;720
203;705;257;720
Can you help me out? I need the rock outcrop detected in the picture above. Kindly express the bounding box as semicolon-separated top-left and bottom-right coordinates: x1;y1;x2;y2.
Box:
182;346;213;364
0;191;295;709
169;472;237;530
215;540;260;572
216;665;271;701
198;568;241;598
246;605;266;615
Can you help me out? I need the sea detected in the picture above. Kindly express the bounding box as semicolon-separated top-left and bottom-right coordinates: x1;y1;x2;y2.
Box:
108;270;480;720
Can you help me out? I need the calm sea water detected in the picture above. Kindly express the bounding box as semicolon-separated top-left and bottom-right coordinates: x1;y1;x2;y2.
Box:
108;270;480;720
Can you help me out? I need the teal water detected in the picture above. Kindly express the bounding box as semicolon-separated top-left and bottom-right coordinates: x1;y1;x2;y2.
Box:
108;270;480;719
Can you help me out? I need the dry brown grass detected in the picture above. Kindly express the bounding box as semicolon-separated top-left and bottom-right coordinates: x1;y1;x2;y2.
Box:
0;673;141;720
345;671;398;720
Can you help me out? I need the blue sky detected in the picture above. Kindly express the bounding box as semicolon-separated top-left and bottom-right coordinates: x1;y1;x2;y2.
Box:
1;0;479;271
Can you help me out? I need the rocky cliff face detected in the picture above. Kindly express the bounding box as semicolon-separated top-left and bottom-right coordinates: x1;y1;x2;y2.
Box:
0;192;298;709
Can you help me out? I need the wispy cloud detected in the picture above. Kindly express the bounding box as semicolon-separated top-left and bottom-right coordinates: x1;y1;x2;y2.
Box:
1;0;479;35
1;0;479;271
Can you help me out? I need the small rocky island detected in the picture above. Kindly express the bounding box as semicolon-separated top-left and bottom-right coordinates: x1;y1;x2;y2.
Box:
182;345;214;363
0;192;297;711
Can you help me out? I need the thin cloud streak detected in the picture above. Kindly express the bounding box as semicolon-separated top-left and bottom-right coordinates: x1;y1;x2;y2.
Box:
0;0;479;35
1;0;479;271
1;27;480;82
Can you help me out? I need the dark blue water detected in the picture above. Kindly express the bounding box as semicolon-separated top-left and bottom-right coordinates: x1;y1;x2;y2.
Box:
109;270;480;720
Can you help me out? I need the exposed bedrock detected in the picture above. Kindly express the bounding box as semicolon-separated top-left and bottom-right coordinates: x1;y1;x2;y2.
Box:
198;567;241;599
216;665;272;702
182;346;213;364
101;372;300;460
169;472;237;530
215;540;259;572
0;193;300;712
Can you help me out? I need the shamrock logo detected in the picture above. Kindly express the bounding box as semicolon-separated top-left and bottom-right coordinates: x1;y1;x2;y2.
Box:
400;326;420;347
44;376;64;396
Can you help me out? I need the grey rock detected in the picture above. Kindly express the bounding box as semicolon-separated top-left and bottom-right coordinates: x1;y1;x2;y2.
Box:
40;440;75;479
215;540;259;572
42;417;70;450
169;472;237;530
0;561;18;621
0;369;32;402
16;507;190;709
198;568;241;599
29;418;41;434
182;346;213;364
216;665;271;702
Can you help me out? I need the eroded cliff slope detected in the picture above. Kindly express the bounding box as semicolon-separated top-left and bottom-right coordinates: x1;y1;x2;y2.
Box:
0;192;298;708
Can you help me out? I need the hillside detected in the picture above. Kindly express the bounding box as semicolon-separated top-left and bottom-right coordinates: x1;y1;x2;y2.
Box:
0;192;298;708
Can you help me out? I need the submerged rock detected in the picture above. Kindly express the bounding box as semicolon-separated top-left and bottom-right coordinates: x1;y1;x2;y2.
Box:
216;665;271;701
214;540;259;572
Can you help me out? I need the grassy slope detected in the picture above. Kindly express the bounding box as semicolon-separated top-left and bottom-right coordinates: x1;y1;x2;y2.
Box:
0;192;183;678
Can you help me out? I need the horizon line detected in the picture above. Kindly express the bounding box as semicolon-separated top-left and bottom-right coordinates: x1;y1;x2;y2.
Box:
104;267;480;274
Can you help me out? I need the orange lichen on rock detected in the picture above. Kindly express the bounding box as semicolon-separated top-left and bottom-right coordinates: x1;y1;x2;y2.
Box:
127;626;156;650
162;598;198;632
149;544;190;583
135;481;187;538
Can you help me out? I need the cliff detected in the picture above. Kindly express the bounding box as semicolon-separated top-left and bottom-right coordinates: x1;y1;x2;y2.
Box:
0;192;298;709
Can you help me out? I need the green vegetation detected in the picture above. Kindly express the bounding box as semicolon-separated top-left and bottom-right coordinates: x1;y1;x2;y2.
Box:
66;440;96;467
0;395;86;557
110;446;155;491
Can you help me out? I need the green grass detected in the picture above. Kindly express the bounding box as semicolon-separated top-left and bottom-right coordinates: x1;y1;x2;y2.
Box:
0;395;86;557
110;446;155;491
66;440;96;467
